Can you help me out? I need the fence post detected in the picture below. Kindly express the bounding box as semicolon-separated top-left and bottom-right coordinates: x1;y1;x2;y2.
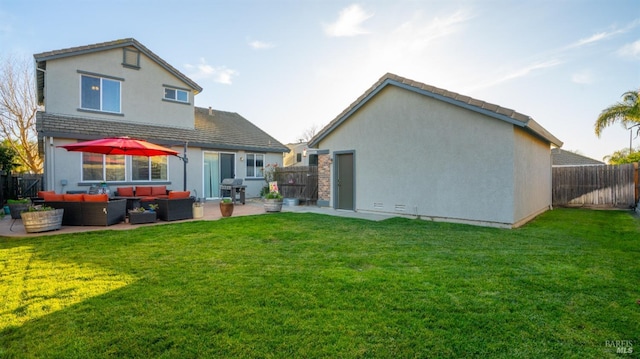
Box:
635;162;639;205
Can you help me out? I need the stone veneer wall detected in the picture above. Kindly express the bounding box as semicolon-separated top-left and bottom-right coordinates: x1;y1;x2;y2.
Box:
317;153;331;205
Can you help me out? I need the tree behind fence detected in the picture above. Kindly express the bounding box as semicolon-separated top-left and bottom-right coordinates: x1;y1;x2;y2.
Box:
552;163;638;207
273;166;318;203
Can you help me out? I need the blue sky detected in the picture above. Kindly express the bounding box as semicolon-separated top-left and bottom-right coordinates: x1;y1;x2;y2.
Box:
1;0;639;161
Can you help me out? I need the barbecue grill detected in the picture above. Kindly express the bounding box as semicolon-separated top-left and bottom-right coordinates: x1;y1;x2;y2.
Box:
220;178;246;204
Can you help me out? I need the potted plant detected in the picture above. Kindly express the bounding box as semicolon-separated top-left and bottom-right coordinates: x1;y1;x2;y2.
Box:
128;207;156;224
147;203;159;212
219;197;234;217
20;205;64;233
7;198;31;219
263;191;283;212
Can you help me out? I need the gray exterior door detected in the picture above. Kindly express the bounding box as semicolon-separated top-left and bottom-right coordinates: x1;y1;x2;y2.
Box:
335;152;354;210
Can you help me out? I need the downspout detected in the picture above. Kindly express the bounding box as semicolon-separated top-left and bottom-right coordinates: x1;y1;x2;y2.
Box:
46;136;55;192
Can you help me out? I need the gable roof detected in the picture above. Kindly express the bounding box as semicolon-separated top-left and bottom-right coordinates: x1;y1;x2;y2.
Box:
36;107;288;154
309;73;563;148
551;148;605;166
33;38;203;104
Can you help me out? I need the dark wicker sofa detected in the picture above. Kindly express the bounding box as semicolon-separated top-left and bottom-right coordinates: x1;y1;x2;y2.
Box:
156;197;195;221
43;199;126;226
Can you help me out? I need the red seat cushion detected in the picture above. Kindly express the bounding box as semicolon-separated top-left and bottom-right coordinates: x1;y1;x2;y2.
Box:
136;186;152;196
38;190;55;198
63;194;84;202
151;186;167;195
43;193;64;201
83;194;108;202
168;191;190;199
117;187;134;197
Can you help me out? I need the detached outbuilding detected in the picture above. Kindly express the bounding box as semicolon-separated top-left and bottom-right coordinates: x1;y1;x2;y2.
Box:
308;73;563;228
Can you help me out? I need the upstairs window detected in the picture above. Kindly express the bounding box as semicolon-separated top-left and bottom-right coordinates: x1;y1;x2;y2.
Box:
163;87;189;103
80;74;121;113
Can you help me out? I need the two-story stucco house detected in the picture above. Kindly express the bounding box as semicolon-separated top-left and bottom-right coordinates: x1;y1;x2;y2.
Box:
309;73;563;228
35;38;288;199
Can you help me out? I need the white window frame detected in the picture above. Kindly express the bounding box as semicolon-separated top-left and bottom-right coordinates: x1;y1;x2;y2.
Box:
79;73;122;113
80;154;169;183
246;154;265;178
81;153;126;182
163;86;189;103
131;156;169;182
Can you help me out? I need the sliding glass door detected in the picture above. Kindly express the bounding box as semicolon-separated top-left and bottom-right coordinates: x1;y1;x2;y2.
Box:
203;152;235;199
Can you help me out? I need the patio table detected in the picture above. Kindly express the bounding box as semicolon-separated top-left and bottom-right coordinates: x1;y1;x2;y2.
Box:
112;196;142;212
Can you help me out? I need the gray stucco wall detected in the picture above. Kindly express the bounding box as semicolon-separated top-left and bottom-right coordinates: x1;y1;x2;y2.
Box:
512;128;553;226
42;48;195;129
318;85;522;226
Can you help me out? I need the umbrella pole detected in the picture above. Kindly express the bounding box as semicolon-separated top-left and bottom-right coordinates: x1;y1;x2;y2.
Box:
182;142;188;192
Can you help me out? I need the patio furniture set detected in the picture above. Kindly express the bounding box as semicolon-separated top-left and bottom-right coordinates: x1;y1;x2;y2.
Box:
36;187;194;226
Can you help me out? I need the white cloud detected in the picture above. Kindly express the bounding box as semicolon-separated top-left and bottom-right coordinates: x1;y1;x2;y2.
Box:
465;59;564;92
323;4;373;37
617;39;640;59
184;58;238;85
571;70;594;84
567;19;640;49
249;40;275;50
390;9;473;49
345;8;474;86
571;32;612;48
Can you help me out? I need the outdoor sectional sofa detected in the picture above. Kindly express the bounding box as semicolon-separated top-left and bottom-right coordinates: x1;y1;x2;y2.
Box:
113;186;194;221
156;192;195;221
39;193;126;226
113;185;170;210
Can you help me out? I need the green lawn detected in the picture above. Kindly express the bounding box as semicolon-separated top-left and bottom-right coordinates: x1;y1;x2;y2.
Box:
1;208;638;358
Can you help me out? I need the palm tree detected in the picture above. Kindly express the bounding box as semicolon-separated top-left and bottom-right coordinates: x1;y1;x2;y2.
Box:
594;89;640;137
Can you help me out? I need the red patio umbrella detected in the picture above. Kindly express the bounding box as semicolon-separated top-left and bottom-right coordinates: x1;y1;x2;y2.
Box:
59;137;178;157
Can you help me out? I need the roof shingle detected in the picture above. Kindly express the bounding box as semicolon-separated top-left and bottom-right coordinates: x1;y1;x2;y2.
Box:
37;107;288;154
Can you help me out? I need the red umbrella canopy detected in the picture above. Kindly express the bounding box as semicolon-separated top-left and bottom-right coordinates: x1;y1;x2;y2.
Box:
59;137;178;157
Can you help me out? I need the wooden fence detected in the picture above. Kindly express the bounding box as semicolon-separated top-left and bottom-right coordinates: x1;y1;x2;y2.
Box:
273;166;318;204
552;163;638;207
0;173;43;205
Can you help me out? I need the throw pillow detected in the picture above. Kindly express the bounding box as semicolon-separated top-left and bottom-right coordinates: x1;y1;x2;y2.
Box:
136;186;152;196
117;187;134;197
83;194;108;202
168;191;190;199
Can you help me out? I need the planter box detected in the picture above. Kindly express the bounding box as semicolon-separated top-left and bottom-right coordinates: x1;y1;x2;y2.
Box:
129;211;157;224
264;199;283;212
21;209;64;233
9;203;30;219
